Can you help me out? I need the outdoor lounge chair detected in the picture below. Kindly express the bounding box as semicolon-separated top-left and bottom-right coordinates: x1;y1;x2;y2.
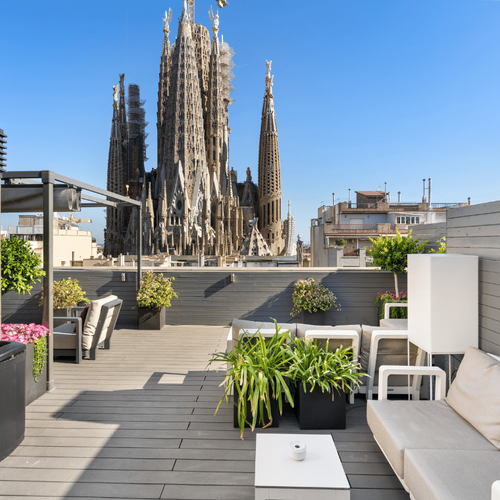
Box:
53;295;123;363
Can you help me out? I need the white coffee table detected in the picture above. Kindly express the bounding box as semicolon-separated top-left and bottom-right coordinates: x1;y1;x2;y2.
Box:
255;433;350;499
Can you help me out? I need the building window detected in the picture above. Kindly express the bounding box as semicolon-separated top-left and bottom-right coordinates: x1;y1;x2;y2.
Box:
397;216;420;225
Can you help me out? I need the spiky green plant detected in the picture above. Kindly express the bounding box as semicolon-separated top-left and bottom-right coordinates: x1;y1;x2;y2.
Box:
207;322;294;440
286;338;365;396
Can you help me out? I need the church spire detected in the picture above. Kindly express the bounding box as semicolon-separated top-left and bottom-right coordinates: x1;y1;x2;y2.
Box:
257;60;284;255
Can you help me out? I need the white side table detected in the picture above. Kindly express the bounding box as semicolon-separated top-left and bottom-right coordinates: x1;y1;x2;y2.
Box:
255;433;350;499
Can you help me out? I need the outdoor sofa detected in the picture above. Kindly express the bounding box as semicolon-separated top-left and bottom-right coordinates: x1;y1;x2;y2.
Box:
367;346;500;500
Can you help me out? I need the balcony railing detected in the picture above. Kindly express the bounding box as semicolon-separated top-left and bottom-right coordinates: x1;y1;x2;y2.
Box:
328;224;408;234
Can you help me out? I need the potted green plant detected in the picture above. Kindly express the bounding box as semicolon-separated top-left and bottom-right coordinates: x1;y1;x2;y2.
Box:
1;323;51;405
286;338;364;430
368;229;427;299
207;324;294;440
41;278;90;317
137;271;177;330
291;278;341;325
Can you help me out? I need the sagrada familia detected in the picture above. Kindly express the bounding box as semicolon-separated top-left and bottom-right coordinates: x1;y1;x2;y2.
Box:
104;0;295;258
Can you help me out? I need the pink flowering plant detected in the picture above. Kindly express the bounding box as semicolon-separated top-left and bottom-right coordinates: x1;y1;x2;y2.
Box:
291;278;341;316
375;290;408;319
1;323;51;381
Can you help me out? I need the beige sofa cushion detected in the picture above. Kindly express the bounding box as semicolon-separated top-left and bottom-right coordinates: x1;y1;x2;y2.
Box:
446;346;500;450
404;449;500;500
367;399;497;479
82;295;118;350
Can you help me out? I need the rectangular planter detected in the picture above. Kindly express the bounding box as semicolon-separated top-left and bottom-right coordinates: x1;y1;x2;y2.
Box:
25;340;48;406
138;308;166;330
233;390;280;429
295;383;346;430
0;341;26;461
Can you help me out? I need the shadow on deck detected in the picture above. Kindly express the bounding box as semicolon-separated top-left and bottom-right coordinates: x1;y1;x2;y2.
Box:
0;326;409;500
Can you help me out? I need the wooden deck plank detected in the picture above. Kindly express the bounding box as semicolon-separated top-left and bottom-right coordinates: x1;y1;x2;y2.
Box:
0;325;408;499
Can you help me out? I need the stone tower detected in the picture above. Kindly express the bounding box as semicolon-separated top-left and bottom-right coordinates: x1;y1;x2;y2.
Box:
257;60;284;255
104;75;127;256
155;1;241;256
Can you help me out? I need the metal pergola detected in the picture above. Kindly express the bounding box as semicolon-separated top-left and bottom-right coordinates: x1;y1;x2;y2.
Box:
1;170;143;392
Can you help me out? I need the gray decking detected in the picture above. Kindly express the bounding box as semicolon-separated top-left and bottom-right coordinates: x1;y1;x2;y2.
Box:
0;326;409;500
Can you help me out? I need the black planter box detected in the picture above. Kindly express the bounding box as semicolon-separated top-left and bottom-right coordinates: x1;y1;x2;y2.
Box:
233;393;280;429
295;383;346;430
25;340;47;406
138;308;166;330
0;341;26;461
299;310;326;325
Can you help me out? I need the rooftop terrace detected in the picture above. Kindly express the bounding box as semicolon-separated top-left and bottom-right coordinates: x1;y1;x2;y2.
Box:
0;326;408;500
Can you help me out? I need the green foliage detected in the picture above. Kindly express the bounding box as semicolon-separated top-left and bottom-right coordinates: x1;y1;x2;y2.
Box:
368;229;427;274
368;229;427;296
335;238;346;247
291;278;341;316
32;336;48;382
375;291;408;319
40;278;90;309
136;271;177;311
1;236;45;295
429;236;446;254
207;322;294;439
286;338;365;396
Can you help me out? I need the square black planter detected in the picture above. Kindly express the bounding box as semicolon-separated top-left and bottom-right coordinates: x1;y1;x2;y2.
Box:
138;308;166;330
233;393;280;429
295;383;346;430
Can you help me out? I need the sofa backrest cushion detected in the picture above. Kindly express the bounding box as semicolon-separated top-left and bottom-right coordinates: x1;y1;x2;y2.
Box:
446;346;500;450
82;295;118;350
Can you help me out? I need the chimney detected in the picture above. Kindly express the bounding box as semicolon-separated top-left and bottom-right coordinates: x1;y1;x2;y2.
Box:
348;189;351;202
332;192;335;206
428;178;432;207
422;179;426;202
398;191;401;203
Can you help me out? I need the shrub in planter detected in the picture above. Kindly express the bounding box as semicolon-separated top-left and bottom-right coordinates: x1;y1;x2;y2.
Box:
207;323;294;439
291;278;341;321
286;338;364;429
40;278;90;314
376;290;408;319
1;236;44;295
0;323;51;383
136;271;177;329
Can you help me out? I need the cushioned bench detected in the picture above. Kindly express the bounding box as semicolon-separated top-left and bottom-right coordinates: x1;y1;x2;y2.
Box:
367;346;500;500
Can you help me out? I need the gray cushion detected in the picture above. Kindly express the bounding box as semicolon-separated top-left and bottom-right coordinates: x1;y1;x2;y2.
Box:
367;399;497;479
404;449;500;500
446;346;500;450
361;325;418;386
53;330;77;349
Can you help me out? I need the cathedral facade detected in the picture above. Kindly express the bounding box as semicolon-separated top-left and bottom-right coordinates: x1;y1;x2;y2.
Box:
104;0;295;258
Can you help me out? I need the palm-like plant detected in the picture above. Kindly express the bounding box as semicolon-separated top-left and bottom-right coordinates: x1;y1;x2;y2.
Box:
207;323;294;440
286;338;364;396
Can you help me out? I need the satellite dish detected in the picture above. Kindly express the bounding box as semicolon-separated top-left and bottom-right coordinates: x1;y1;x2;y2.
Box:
375;185;381;191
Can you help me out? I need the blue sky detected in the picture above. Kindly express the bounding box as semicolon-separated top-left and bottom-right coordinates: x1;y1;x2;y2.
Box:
2;0;500;245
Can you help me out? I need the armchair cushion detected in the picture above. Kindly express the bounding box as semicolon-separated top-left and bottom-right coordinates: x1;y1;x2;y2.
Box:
82;295;118;350
446;346;500;449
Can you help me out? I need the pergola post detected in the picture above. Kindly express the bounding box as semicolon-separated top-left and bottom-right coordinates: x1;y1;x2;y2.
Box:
137;204;142;290
42;171;55;392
